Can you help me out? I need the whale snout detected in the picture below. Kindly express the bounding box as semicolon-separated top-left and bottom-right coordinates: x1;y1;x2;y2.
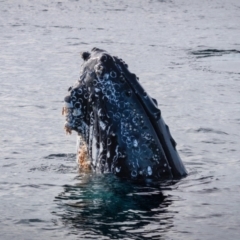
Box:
62;48;188;179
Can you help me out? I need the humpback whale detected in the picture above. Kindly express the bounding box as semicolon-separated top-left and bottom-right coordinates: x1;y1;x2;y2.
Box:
63;48;187;180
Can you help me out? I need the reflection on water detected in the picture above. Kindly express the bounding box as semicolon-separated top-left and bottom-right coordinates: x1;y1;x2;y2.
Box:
53;174;177;239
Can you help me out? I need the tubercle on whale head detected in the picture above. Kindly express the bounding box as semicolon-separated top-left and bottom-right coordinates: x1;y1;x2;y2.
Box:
81;51;90;61
81;48;111;62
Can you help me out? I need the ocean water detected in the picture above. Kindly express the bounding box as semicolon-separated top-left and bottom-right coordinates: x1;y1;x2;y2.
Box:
0;0;240;239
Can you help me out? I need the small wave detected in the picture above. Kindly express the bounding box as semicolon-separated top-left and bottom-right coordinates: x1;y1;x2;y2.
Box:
189;49;240;74
190;49;240;58
33;25;45;28
17;104;45;108
51;25;73;29
20;183;59;188
15;218;45;224
202;139;226;144
29;163;76;174
12;151;20;154
11;24;22;27
30;153;76;173
44;153;75;159
182;175;214;189
106;8;127;12
189;127;228;135
20;184;41;189
179;146;193;157
2;163;17;167
197;187;220;194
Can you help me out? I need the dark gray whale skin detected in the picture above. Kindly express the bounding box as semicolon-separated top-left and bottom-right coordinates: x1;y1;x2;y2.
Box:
63;48;187;180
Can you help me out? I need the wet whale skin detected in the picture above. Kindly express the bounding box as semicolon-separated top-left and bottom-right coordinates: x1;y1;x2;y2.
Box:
63;48;187;180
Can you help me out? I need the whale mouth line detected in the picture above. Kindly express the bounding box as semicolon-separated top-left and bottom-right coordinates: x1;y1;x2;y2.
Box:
63;47;187;180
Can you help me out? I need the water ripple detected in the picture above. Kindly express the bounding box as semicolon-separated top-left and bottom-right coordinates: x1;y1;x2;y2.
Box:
53;175;178;239
191;49;240;58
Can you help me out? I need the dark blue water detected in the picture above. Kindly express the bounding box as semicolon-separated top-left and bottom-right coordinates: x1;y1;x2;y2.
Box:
1;0;240;239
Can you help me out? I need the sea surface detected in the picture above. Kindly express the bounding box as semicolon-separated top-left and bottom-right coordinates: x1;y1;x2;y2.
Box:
0;0;240;239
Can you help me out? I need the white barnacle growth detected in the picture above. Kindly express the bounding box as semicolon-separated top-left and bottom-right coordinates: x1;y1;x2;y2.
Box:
131;170;137;177
72;108;82;116
103;73;109;80
110;71;117;78
147;166;152;176
133;139;138;147
95;88;100;93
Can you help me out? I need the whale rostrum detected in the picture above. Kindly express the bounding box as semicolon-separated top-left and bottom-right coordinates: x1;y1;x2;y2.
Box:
63;48;187;179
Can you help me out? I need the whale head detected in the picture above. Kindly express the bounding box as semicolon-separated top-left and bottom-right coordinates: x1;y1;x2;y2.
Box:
63;48;187;179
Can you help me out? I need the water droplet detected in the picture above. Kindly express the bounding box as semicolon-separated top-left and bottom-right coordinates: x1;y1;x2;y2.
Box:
133;139;138;147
